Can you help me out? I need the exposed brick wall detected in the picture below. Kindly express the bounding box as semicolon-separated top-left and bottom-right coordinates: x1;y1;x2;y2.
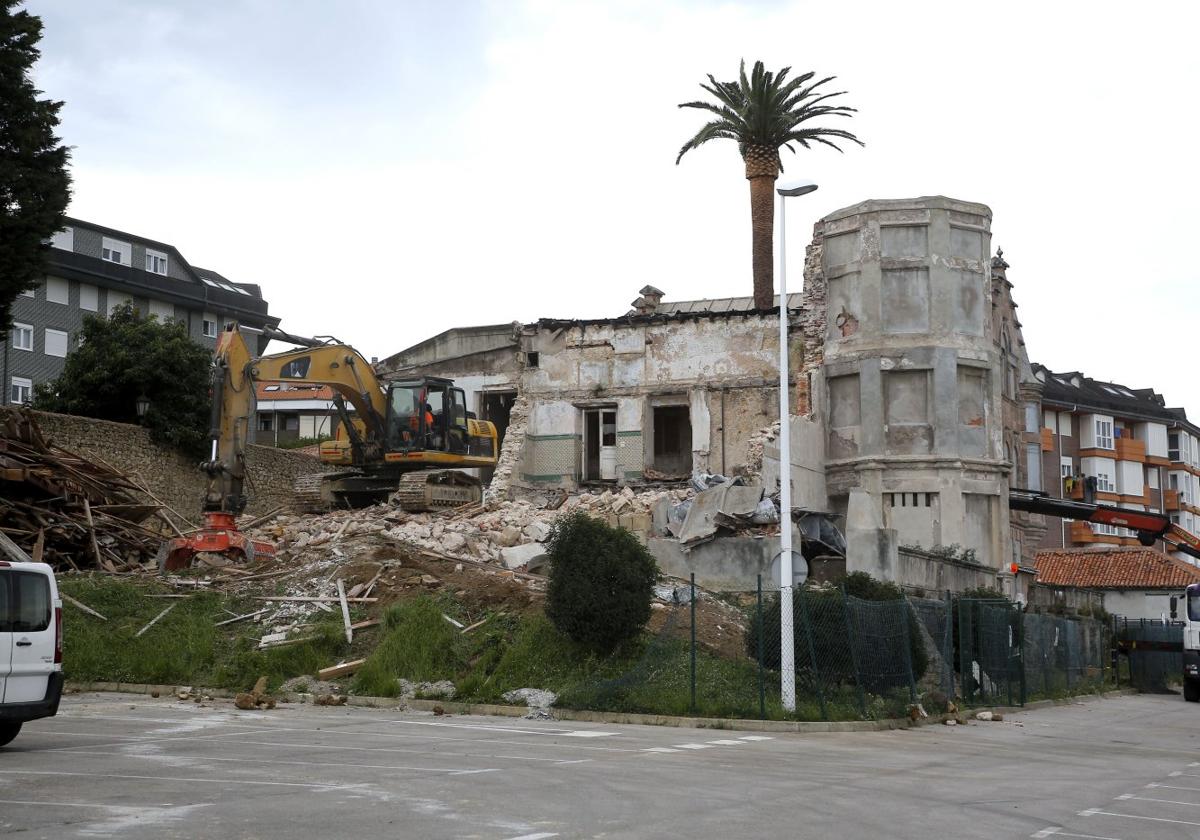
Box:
796;220;828;417
29;410;330;523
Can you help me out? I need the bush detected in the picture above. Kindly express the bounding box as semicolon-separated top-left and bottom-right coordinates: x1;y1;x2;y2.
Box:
544;512;658;653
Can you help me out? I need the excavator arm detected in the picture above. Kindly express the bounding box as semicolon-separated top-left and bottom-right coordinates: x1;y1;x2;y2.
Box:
159;323;389;570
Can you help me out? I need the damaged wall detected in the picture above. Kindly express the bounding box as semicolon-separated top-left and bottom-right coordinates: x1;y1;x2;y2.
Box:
816;197;1010;582
516;311;805;490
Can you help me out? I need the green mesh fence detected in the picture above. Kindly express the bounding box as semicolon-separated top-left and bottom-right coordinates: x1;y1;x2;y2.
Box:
565;582;1112;722
1113;617;1182;692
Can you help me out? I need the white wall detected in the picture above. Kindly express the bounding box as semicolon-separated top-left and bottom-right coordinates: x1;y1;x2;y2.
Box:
1105;589;1187;621
1117;461;1143;496
1136;422;1169;458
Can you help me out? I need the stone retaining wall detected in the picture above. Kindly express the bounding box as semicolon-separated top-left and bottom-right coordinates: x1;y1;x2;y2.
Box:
31;410;330;522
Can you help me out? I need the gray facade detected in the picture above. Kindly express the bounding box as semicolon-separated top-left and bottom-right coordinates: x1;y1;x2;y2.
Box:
3;218;279;405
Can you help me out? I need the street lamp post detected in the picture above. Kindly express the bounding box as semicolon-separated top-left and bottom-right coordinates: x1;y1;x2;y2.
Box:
776;179;818;713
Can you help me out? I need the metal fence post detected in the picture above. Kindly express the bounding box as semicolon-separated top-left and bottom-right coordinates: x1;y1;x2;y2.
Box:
900;601;916;702
1017;608;1026;707
1064;617;1073;693
943;590;954;698
757;574;765;720
690;572;696;714
842;583;866;718
797;586;827;721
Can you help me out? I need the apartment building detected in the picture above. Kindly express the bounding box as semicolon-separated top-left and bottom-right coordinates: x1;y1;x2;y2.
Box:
1033;365;1200;561
3;218;279;406
253;382;340;446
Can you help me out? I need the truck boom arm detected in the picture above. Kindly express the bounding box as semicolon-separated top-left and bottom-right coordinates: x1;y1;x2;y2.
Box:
1010;489;1200;561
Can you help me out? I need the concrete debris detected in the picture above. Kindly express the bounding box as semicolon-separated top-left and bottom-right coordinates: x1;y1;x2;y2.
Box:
314;694;348;706
500;542;548;571
397;679;457;700
502;687;557;719
975;710;994;722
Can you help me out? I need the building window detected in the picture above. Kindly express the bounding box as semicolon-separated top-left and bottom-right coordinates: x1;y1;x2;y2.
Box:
1060;457;1074;479
79;283;99;312
885;492;935;507
9;376;32;404
44;328;68;358
1026;443;1041;491
1169;432;1180;462
1148;468;1160;489
101;237;130;265
145;249;168;275
46;277;69;305
12;323;33;351
1093;521;1119;537
1095;472;1114;493
1024;403;1039;434
258;415;273;432
1094;419;1113;450
202;317;218;338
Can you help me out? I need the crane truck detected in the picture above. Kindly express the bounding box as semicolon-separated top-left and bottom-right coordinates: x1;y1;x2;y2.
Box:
157;323;499;570
1009;488;1200;701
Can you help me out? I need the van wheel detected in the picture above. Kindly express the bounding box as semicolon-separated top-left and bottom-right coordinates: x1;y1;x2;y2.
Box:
1185;679;1200;703
0;722;22;747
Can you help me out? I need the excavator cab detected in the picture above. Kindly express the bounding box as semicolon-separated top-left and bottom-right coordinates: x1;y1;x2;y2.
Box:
384;377;469;455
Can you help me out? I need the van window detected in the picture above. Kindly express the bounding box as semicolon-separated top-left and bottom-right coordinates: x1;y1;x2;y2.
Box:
0;572;9;631
12;572;50;632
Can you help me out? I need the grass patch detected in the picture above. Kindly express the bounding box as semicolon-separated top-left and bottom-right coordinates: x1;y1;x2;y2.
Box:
352;596;469;696
59;577;349;692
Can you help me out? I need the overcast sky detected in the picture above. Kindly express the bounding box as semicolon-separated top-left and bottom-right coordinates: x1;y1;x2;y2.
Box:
28;0;1200;415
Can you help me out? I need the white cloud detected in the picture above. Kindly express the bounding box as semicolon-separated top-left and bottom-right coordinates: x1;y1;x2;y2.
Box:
29;0;1200;413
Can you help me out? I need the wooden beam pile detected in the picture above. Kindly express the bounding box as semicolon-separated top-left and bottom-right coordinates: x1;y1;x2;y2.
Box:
0;408;166;572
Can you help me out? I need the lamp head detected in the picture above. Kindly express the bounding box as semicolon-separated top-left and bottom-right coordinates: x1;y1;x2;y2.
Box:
777;180;818;197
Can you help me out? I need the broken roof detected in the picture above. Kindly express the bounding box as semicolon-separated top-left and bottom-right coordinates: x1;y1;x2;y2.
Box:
1036;548;1200;589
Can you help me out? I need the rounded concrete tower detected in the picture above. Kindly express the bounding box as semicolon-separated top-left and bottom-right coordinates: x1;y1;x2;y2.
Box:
818;197;1007;573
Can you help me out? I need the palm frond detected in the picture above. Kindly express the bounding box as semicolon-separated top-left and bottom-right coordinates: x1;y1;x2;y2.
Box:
676;60;863;164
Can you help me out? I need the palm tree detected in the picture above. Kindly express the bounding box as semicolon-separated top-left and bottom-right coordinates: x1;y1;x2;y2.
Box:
677;60;862;310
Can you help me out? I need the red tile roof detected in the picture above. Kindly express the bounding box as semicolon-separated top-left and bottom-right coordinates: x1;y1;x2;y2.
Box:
1035;548;1200;589
255;383;335;401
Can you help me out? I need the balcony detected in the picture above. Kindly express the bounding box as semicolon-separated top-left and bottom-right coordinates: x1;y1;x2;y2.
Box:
1166;489;1181;511
1115;437;1146;463
1069;521;1099;543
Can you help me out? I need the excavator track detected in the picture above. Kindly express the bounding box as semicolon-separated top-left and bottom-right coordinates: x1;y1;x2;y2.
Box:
291;470;359;512
394;470;482;512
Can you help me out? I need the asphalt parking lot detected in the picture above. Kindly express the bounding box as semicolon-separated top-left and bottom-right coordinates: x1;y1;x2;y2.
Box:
2;691;1200;839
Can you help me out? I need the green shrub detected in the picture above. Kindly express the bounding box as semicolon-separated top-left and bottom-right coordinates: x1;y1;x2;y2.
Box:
544;511;658;653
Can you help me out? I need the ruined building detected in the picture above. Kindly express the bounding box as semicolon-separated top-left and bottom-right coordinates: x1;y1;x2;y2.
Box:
378;196;1045;592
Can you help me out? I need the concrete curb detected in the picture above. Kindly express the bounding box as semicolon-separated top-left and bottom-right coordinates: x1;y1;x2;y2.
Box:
63;681;1139;735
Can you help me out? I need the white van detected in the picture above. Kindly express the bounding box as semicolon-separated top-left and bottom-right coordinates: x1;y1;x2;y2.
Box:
0;560;64;747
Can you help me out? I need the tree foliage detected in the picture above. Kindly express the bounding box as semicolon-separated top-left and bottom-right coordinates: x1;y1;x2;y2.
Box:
0;1;71;337
33;305;212;455
544;512;658;653
676;59;862;166
676;60;861;310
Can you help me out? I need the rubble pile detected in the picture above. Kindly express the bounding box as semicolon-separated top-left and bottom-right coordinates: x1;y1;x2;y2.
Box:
0;407;168;571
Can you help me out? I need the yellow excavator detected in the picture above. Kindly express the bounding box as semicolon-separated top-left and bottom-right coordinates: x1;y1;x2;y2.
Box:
158;324;498;570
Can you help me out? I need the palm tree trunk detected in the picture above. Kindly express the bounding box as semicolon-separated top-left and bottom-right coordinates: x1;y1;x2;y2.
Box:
748;173;776;310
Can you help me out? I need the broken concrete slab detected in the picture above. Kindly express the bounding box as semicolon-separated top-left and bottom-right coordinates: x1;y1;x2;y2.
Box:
500;542;548;571
678;482;764;545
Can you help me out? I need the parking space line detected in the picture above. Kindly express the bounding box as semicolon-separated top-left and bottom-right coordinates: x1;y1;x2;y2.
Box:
1116;793;1200;808
1078;807;1200;827
503;833;559;840
738;735;772;741
707;739;747;745
643;747;682;753
673;743;712;750
49;748;501;775
0;769;359;790
1031;829;1123;840
1147;783;1200;793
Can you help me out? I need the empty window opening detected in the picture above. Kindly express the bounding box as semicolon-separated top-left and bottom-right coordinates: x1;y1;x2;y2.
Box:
650;405;691;476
